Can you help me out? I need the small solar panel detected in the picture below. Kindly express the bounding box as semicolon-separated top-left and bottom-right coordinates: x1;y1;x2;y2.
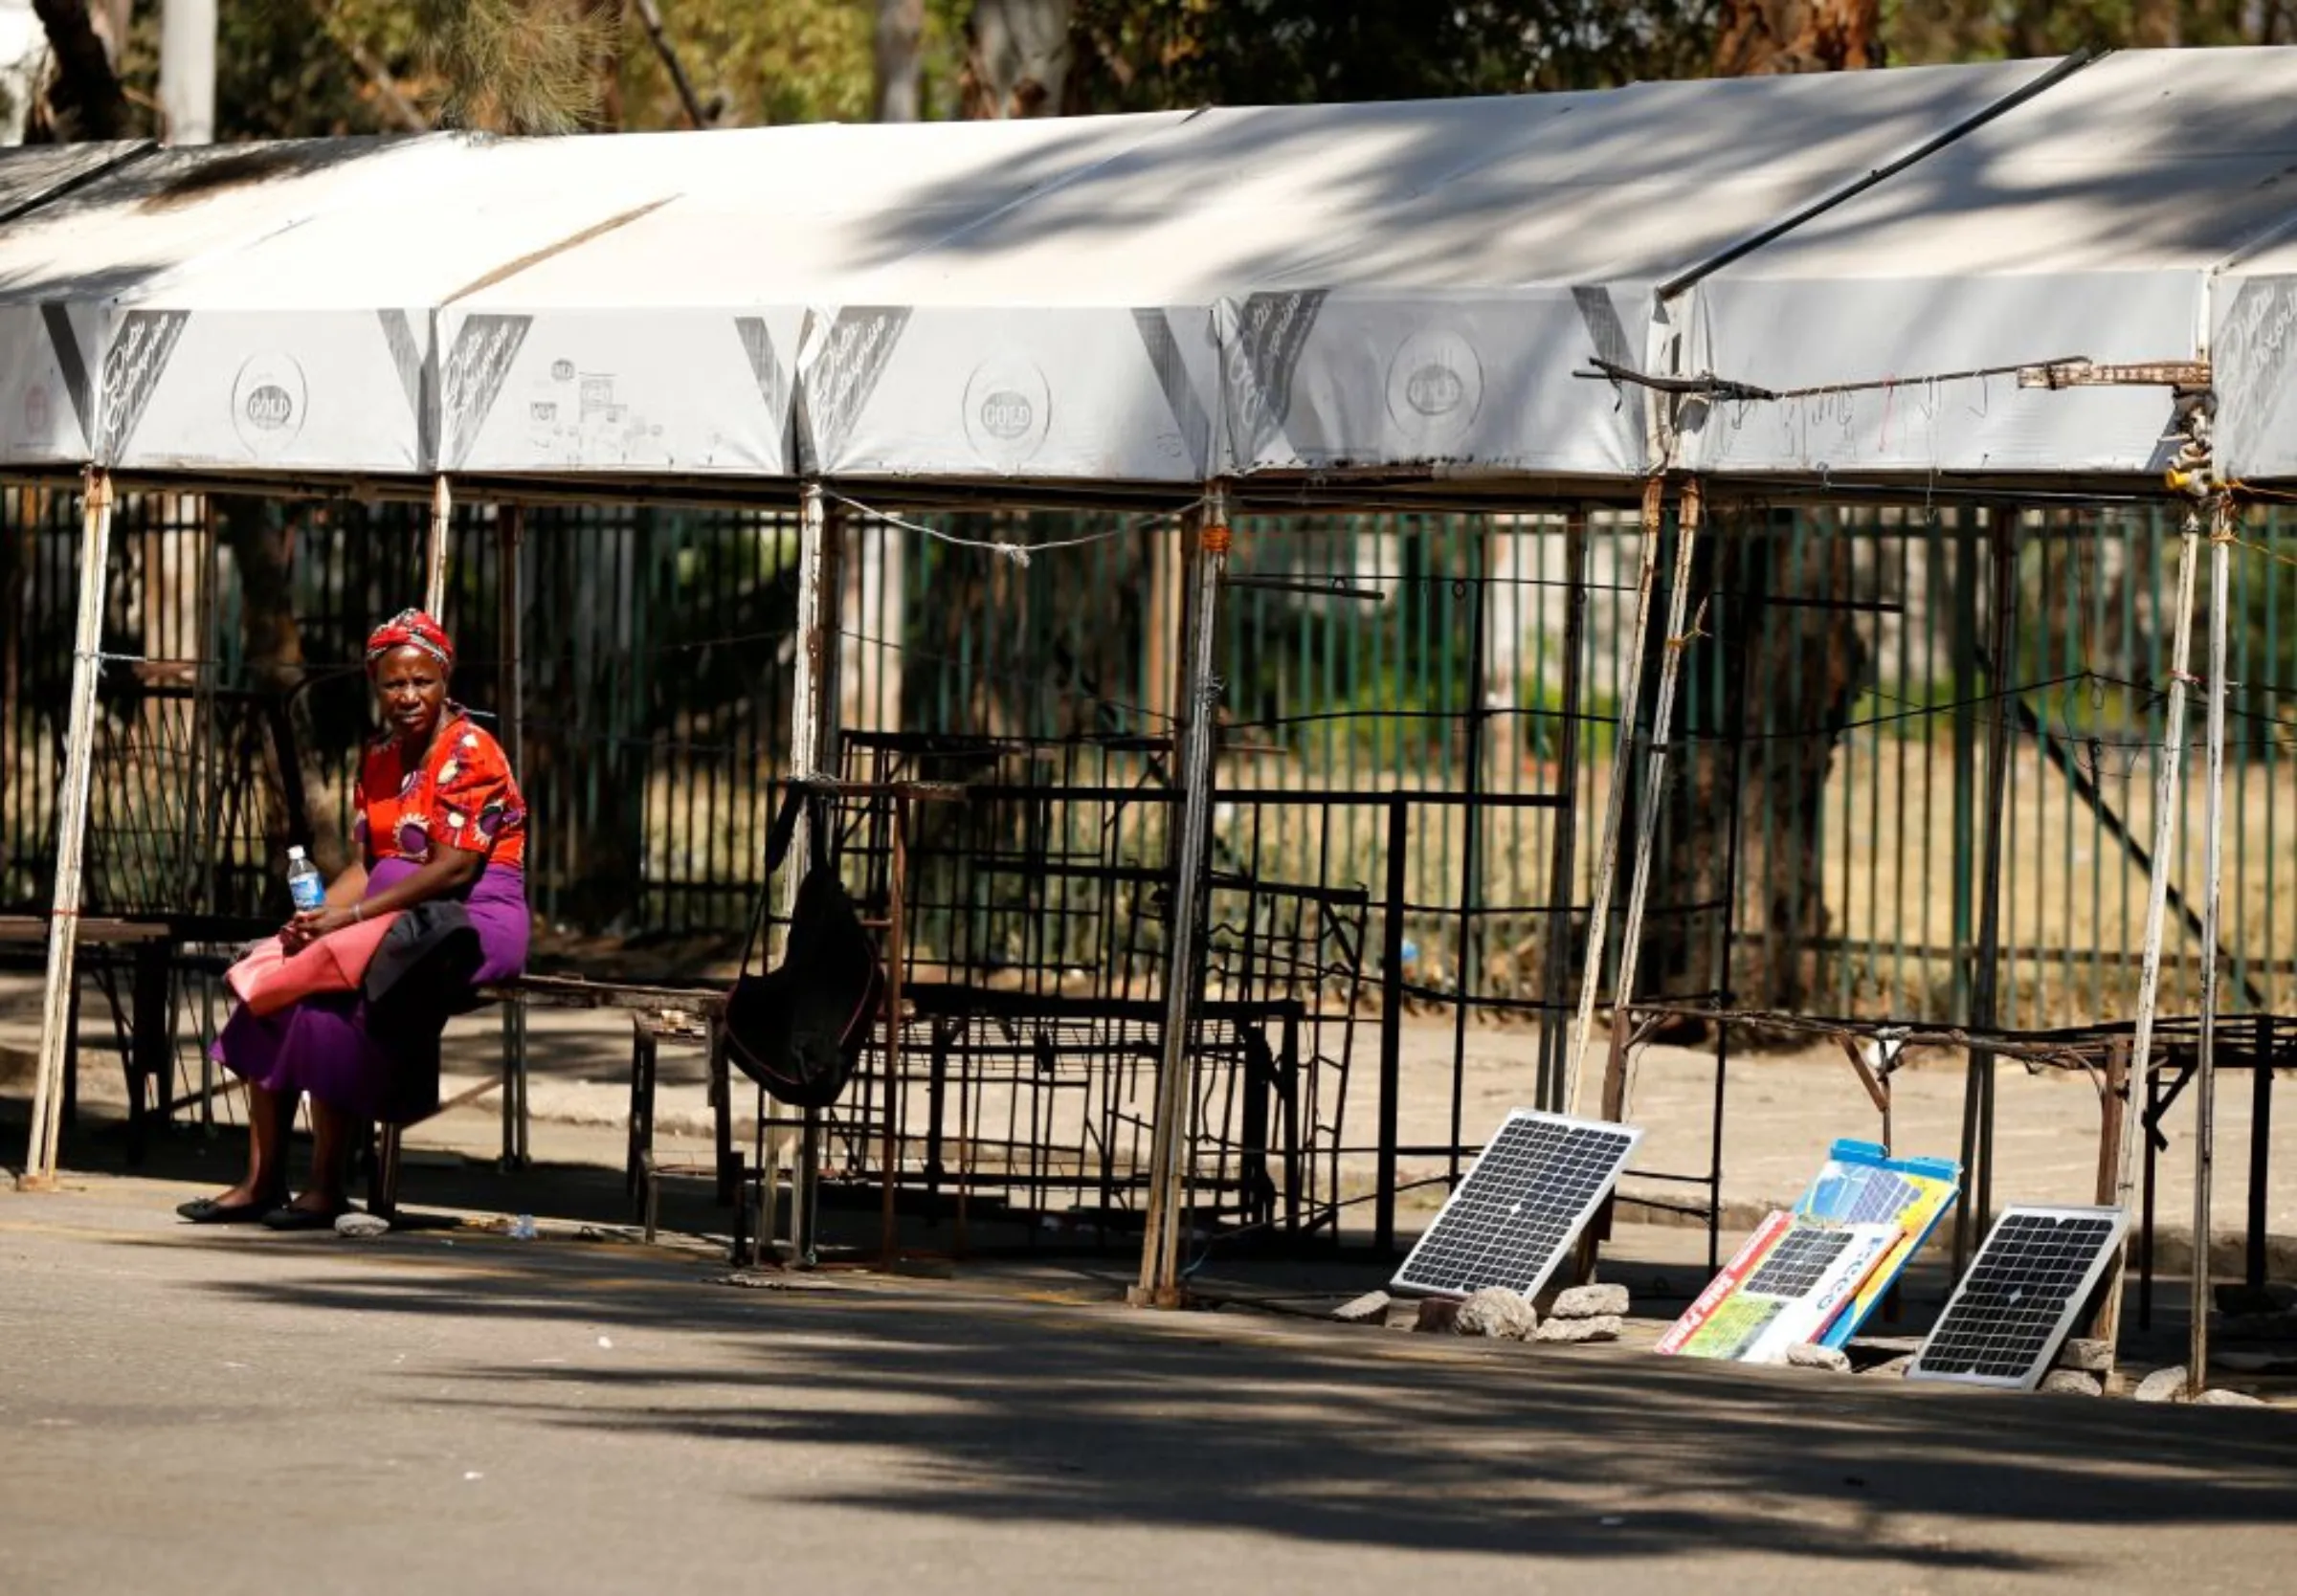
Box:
1393;1110;1642;1298
1909;1204;2127;1390
1742;1225;1858;1298
1834;1168;1921;1227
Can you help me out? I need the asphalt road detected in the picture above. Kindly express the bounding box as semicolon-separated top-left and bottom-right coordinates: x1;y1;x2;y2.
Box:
4;1175;2295;1596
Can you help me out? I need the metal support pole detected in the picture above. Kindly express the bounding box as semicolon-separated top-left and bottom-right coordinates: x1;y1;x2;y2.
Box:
1568;478;1667;1116
2188;496;2233;1398
2250;1016;2273;1293
1598;477;1704;1124
20;468;114;1188
1374;796;1408;1254
880;798;908;1267
1537;511;1588;1114
1446;532;1488;1185
2093;502;2204;1359
1954;507;2018;1275
498;504;528;1167
424;475;452;620
1134;483;1230;1307
787;482;839;1265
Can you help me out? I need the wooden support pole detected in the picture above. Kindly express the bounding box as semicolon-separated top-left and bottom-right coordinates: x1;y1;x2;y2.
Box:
2093;501;2204;1365
2095;1040;2130;1208
1537;510;1588;1114
2189;496;2234;1398
1135;482;1230;1308
1568;478;1667;1117
1599;476;1703;1124
1954;506;2018;1275
20;468;114;1188
424;475;452;619
498;503;528;1168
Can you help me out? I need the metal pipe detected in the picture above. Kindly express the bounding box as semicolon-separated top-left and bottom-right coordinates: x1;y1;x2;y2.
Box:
1605;477;1705;1123
1568;478;1667;1115
498;503;528;1167
2094;503;2203;1356
881;796;909;1266
20;468;115;1188
424;475;452;619
1375;796;1407;1253
1135;483;1230;1306
1538;510;1588;1113
1446;529;1488;1184
2189;497;2233;1398
787;482;839;1265
1955;507;2018;1274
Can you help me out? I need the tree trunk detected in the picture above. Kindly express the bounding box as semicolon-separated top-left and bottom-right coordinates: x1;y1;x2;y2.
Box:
963;0;1074;118
1630;4;1878;1023
30;0;132;140
877;0;925;122
212;496;350;876
1713;0;1882;76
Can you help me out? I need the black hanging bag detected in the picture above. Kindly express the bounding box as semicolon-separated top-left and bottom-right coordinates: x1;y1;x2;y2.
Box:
724;787;883;1109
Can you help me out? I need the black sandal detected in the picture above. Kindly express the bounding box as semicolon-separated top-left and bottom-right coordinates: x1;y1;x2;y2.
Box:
177;1196;279;1225
259;1203;354;1231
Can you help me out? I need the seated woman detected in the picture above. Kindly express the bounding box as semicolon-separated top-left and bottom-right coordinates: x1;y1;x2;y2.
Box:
180;609;530;1229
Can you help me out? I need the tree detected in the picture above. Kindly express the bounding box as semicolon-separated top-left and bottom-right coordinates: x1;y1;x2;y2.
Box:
1715;0;1882;74
962;0;1070;116
28;0;132;139
876;0;925;121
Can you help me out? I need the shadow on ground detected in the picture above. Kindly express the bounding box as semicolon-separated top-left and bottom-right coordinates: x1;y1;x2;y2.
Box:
146;1216;2297;1576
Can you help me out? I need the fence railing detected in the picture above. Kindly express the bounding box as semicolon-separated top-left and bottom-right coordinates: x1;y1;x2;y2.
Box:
7;487;2290;1031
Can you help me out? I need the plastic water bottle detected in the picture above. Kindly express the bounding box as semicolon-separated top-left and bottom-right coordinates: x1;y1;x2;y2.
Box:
286;847;325;914
508;1214;537;1241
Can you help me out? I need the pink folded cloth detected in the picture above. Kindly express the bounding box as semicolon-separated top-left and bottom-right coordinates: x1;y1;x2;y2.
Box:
226;912;402;1017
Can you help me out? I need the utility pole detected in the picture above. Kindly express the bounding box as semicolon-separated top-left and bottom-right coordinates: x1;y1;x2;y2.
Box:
159;0;215;144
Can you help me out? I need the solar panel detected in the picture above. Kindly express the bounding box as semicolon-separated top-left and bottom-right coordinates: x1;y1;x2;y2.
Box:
1656;1212;1898;1362
1908;1204;2128;1390
1392;1110;1642;1298
1795;1140;1961;1348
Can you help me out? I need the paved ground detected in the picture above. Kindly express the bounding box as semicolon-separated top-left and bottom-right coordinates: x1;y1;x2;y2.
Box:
4;1173;2295;1596
9;972;2288;1260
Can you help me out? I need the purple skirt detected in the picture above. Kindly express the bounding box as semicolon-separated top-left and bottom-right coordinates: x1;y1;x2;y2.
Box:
212;858;529;1121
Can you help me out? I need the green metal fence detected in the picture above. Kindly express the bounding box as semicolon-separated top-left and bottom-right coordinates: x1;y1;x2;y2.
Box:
7;490;2291;1031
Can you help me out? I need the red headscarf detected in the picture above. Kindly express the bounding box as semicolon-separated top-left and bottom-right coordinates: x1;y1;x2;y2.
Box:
365;609;455;673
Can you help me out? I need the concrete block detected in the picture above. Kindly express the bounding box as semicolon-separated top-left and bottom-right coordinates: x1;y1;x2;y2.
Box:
2133;1365;2190;1404
2040;1370;2104;1397
335;1212;390;1240
1453;1287;1538;1341
2055;1338;2113;1373
1862;1354;1915;1378
1331;1290;1393;1325
1413;1297;1461;1334
1550;1283;1630;1320
1533;1314;1622;1344
1785;1342;1852;1373
2196;1387;2266;1408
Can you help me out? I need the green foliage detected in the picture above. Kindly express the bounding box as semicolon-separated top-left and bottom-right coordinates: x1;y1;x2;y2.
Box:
103;1;2297;144
1067;0;1718;109
1882;0;2292;61
617;0;876;127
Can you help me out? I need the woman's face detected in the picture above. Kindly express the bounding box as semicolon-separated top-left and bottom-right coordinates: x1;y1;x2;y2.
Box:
372;645;448;741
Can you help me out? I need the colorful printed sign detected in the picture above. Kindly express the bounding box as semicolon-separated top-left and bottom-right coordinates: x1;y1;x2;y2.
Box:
1657;1211;1899;1363
1794;1140;1960;1348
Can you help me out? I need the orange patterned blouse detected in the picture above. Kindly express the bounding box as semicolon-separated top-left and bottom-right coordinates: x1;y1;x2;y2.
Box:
353;709;527;872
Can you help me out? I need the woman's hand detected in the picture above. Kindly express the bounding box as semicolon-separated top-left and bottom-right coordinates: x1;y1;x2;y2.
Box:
279;905;360;953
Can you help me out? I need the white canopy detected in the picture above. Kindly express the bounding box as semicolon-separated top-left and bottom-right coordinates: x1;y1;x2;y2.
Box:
2;47;2295;493
1676;47;2297;482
